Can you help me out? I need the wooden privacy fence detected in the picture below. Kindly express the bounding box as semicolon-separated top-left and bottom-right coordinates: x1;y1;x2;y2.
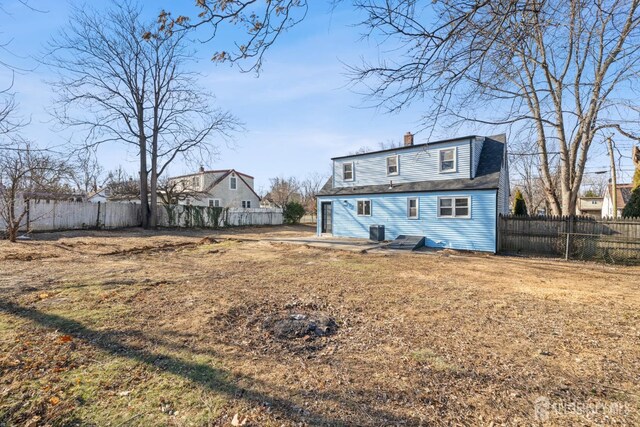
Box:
1;201;282;233
1;200;141;231
156;206;283;228
499;214;640;263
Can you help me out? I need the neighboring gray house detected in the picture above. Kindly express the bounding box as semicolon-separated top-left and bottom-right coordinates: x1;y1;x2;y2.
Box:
167;168;260;208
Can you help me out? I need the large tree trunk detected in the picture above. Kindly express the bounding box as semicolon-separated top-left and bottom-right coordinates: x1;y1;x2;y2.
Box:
149;105;160;229
149;154;158;229
8;225;17;242
139;136;150;229
7;197;17;242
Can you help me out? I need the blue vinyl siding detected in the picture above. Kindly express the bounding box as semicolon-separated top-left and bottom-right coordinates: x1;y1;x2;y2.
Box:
472;137;484;177
333;138;474;188
317;190;497;252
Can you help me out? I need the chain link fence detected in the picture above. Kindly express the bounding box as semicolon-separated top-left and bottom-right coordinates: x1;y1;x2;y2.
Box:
499;215;640;264
564;232;640;264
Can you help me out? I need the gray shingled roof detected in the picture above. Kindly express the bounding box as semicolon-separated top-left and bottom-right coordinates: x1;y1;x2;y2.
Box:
317;137;504;197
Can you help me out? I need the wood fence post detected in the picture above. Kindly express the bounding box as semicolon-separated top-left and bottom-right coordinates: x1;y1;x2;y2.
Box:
96;201;101;229
26;199;31;232
565;215;573;260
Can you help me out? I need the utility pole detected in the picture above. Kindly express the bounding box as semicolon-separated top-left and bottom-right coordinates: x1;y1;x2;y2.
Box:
606;136;617;219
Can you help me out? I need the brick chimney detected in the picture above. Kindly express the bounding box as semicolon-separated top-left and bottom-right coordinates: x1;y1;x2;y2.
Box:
404;132;414;147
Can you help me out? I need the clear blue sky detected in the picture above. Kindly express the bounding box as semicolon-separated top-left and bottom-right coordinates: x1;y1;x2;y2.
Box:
1;0;635;192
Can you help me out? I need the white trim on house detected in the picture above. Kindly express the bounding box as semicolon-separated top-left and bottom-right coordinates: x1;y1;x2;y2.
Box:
407;197;419;219
439;147;457;173
343;162;354;181
229;176;237;190
437;196;471;218
386;155;399;176
357;199;371;216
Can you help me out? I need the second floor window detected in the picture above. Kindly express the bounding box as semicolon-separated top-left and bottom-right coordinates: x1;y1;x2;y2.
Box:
343;162;354;181
439;148;456;172
230;176;237;190
242;200;251;208
192;176;201;190
386;155;398;175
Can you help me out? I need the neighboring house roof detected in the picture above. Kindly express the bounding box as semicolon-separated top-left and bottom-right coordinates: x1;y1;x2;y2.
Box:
169;169;254;180
22;191;86;200
318;137;505;197
607;183;633;210
87;188;106;200
169;168;261;201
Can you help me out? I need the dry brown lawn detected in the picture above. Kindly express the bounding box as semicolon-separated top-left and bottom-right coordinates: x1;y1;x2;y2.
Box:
0;225;638;426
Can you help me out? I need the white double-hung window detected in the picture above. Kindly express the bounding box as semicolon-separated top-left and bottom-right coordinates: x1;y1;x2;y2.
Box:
407;197;419;219
191;176;201;190
386;155;398;176
357;200;371;216
343;162;354;181
229;176;237;190
439;148;457;173
438;196;470;218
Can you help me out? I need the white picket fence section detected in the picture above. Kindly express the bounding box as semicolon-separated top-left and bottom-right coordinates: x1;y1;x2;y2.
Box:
1;200;282;232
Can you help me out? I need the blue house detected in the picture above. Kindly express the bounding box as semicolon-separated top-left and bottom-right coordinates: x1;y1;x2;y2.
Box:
316;133;510;253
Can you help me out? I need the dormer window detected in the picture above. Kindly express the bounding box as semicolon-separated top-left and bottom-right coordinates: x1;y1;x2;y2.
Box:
386;155;398;176
343;162;354;181
439;148;457;173
192;176;201;190
230;176;237;190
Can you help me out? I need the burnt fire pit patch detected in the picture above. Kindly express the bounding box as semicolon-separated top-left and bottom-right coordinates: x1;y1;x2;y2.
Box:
264;313;338;340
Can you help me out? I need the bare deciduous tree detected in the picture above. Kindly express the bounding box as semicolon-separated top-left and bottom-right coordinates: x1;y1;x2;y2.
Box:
156;1;308;73
300;172;327;219
349;139;404;155
101;167;140;201
265;176;301;208
0;93;22;146
157;176;210;206
0;144;73;242
350;0;640;215
71;149;104;195
581;173;610;197
47;2;240;228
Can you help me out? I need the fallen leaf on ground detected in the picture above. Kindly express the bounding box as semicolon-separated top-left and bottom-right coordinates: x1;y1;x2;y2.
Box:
231;413;248;426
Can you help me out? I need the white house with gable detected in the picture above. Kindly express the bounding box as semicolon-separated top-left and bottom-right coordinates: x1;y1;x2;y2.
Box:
167;168;261;208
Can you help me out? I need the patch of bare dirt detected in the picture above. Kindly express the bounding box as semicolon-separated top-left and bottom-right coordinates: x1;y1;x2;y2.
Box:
264;313;338;340
2;253;59;261
210;300;343;356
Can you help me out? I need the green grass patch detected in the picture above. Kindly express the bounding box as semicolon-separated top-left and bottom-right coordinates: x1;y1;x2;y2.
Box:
410;349;458;372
